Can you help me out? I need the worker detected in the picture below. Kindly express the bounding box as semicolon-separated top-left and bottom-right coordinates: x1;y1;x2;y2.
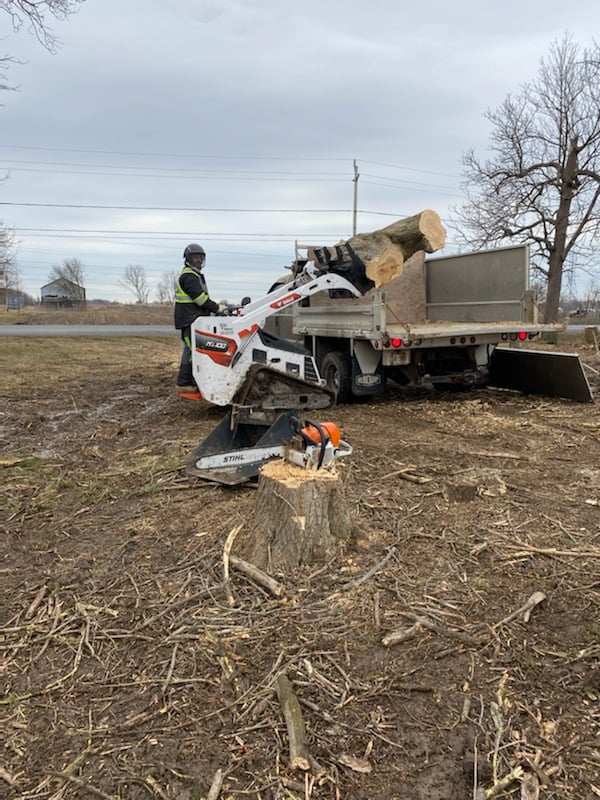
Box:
174;243;226;394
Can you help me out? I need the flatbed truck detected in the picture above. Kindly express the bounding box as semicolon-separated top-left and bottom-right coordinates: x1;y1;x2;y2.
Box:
265;244;592;403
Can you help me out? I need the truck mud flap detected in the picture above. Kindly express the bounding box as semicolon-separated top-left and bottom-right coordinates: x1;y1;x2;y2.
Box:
351;357;386;397
187;409;298;485
488;348;593;402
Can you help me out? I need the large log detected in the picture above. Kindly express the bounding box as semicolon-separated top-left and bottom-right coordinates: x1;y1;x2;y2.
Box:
233;459;352;572
350;209;446;287
352;209;446;260
308;209;446;289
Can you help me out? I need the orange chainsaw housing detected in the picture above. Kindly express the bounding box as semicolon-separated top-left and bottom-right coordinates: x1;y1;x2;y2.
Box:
299;421;342;448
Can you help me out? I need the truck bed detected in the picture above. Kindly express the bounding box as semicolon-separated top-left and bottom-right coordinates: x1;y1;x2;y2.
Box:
385;320;563;341
293;304;563;344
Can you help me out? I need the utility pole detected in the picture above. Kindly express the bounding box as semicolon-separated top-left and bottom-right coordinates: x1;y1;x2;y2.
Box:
352;159;359;235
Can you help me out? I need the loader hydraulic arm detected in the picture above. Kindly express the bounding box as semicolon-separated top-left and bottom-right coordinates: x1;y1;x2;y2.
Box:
222;261;362;336
190;262;364;407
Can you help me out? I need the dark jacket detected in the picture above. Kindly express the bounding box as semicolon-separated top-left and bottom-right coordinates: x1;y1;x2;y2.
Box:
174;265;219;329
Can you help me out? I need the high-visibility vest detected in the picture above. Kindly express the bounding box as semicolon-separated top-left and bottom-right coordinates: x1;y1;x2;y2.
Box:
175;266;210;306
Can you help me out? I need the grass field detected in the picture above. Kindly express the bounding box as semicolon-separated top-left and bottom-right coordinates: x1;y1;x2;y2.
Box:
0;303;172;326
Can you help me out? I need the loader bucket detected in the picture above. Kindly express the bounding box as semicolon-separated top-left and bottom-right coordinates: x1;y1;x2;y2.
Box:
488;348;593;402
187;409;299;485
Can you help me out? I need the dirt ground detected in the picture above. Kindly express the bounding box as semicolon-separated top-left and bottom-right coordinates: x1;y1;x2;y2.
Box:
1;331;599;800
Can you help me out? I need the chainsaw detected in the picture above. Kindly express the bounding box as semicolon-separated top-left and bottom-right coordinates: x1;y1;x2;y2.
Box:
188;411;352;485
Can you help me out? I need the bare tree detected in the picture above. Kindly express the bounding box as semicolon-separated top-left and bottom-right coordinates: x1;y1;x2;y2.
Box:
0;222;19;303
156;270;177;304
49;257;86;304
120;264;149;305
1;1;85;52
1;2;85;287
454;34;600;322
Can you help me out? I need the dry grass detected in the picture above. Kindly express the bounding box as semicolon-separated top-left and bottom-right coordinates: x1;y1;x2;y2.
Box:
0;304;172;326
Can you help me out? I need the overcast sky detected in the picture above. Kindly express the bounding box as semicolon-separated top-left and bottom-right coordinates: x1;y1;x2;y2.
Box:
1;0;599;304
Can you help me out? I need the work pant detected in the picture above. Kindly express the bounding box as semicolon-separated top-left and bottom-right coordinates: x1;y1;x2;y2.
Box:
176;326;194;387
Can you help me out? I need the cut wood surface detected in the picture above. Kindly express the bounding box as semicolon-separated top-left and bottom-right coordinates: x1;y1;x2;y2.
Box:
307;210;446;291
304;209;446;320
305;248;428;322
234;459;352;571
348;209;446;288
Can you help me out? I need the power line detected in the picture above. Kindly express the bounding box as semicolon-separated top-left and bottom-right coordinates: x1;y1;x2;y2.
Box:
0;146;463;180
361;173;458;191
1;201;355;213
3;202;408;219
1;166;349;182
0;159;348;177
361;159;461;179
0;144;353;162
15;228;345;239
362;179;460;198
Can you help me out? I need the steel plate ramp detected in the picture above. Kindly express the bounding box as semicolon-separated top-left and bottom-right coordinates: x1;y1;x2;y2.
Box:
489;348;593;402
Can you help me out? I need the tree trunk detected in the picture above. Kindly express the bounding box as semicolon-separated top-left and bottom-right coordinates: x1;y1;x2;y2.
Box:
233;459;352;572
546;138;578;322
348;209;446;287
545;254;563;323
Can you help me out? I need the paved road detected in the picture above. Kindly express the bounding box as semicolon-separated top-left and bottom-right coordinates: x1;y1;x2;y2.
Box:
0;324;595;337
0;325;175;337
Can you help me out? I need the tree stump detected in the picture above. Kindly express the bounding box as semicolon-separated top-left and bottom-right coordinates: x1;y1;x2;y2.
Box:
234;459;352;572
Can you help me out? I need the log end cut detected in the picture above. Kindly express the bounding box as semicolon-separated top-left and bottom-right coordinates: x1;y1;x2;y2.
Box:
346;210;446;289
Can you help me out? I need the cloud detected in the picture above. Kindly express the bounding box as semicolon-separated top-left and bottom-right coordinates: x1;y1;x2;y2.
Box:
1;0;599;301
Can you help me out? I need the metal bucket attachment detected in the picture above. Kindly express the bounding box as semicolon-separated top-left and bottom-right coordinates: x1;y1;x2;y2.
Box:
489;348;593;402
187;409;300;485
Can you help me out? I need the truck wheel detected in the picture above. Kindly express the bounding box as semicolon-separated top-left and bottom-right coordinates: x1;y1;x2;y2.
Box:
321;352;352;404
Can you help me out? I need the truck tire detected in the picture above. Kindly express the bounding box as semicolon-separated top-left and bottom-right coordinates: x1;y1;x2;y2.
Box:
321;352;352;404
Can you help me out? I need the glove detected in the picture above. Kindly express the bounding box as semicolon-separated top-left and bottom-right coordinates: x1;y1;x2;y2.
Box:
217;303;231;316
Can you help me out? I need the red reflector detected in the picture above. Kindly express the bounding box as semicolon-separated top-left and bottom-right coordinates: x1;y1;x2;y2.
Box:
391;338;402;348
518;331;527;341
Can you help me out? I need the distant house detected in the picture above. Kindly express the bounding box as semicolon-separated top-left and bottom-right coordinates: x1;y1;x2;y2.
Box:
0;288;21;309
40;279;86;308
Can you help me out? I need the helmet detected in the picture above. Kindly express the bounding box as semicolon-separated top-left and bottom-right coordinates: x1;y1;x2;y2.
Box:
183;243;206;267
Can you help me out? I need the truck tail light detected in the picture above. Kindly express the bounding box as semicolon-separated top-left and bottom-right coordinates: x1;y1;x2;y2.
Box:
518;331;528;341
391;338;402;348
